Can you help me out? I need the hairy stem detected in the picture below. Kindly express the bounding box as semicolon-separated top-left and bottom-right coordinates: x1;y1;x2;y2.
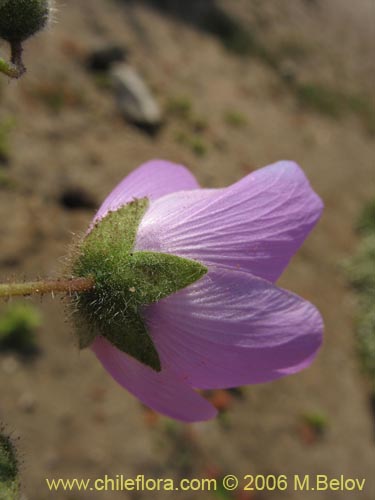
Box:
0;57;20;78
10;41;25;75
0;277;95;298
0;42;26;79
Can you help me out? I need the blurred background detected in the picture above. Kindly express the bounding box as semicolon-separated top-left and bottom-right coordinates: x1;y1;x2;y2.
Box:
0;0;374;498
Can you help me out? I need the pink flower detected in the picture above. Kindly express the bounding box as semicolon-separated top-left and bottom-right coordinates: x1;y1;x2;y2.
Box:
90;160;323;422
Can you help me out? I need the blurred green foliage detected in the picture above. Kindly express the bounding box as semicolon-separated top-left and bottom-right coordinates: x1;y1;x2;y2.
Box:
357;309;375;382
356;198;375;235
174;130;207;157
0;118;14;164
0;430;19;500
167;96;207;130
346;198;375;386
166;96;193;120
168;96;209;156
302;411;328;435
296;84;345;118
295;83;375;133
346;236;375;296
224;110;248;128
202;8;258;57
0;303;41;356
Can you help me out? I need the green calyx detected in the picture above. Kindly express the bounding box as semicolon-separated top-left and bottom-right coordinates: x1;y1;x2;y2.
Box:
72;198;207;371
0;0;50;43
0;431;19;500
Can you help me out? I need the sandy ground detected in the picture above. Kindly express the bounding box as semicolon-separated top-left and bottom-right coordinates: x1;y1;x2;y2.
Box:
0;0;374;498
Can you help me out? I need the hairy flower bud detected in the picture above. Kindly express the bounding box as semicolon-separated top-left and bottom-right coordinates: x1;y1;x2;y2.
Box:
0;0;50;43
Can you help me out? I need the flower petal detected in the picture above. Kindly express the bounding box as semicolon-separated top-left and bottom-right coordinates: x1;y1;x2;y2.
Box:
136;161;323;282
91;336;217;422
94;159;200;223
144;267;323;389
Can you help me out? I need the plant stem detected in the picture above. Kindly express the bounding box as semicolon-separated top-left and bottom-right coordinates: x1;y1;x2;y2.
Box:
10;41;25;76
0;42;26;79
0;277;95;299
0;57;20;78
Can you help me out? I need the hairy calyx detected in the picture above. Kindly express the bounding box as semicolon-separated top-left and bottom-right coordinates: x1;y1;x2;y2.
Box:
71;198;207;371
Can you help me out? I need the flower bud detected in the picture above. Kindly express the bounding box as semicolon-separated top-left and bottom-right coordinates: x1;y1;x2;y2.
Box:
0;0;50;43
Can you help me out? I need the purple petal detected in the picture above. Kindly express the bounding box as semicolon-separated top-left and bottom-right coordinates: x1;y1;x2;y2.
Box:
274;351;318;376
91;336;217;422
144;267;323;389
94;159;200;223
136;161;323;282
